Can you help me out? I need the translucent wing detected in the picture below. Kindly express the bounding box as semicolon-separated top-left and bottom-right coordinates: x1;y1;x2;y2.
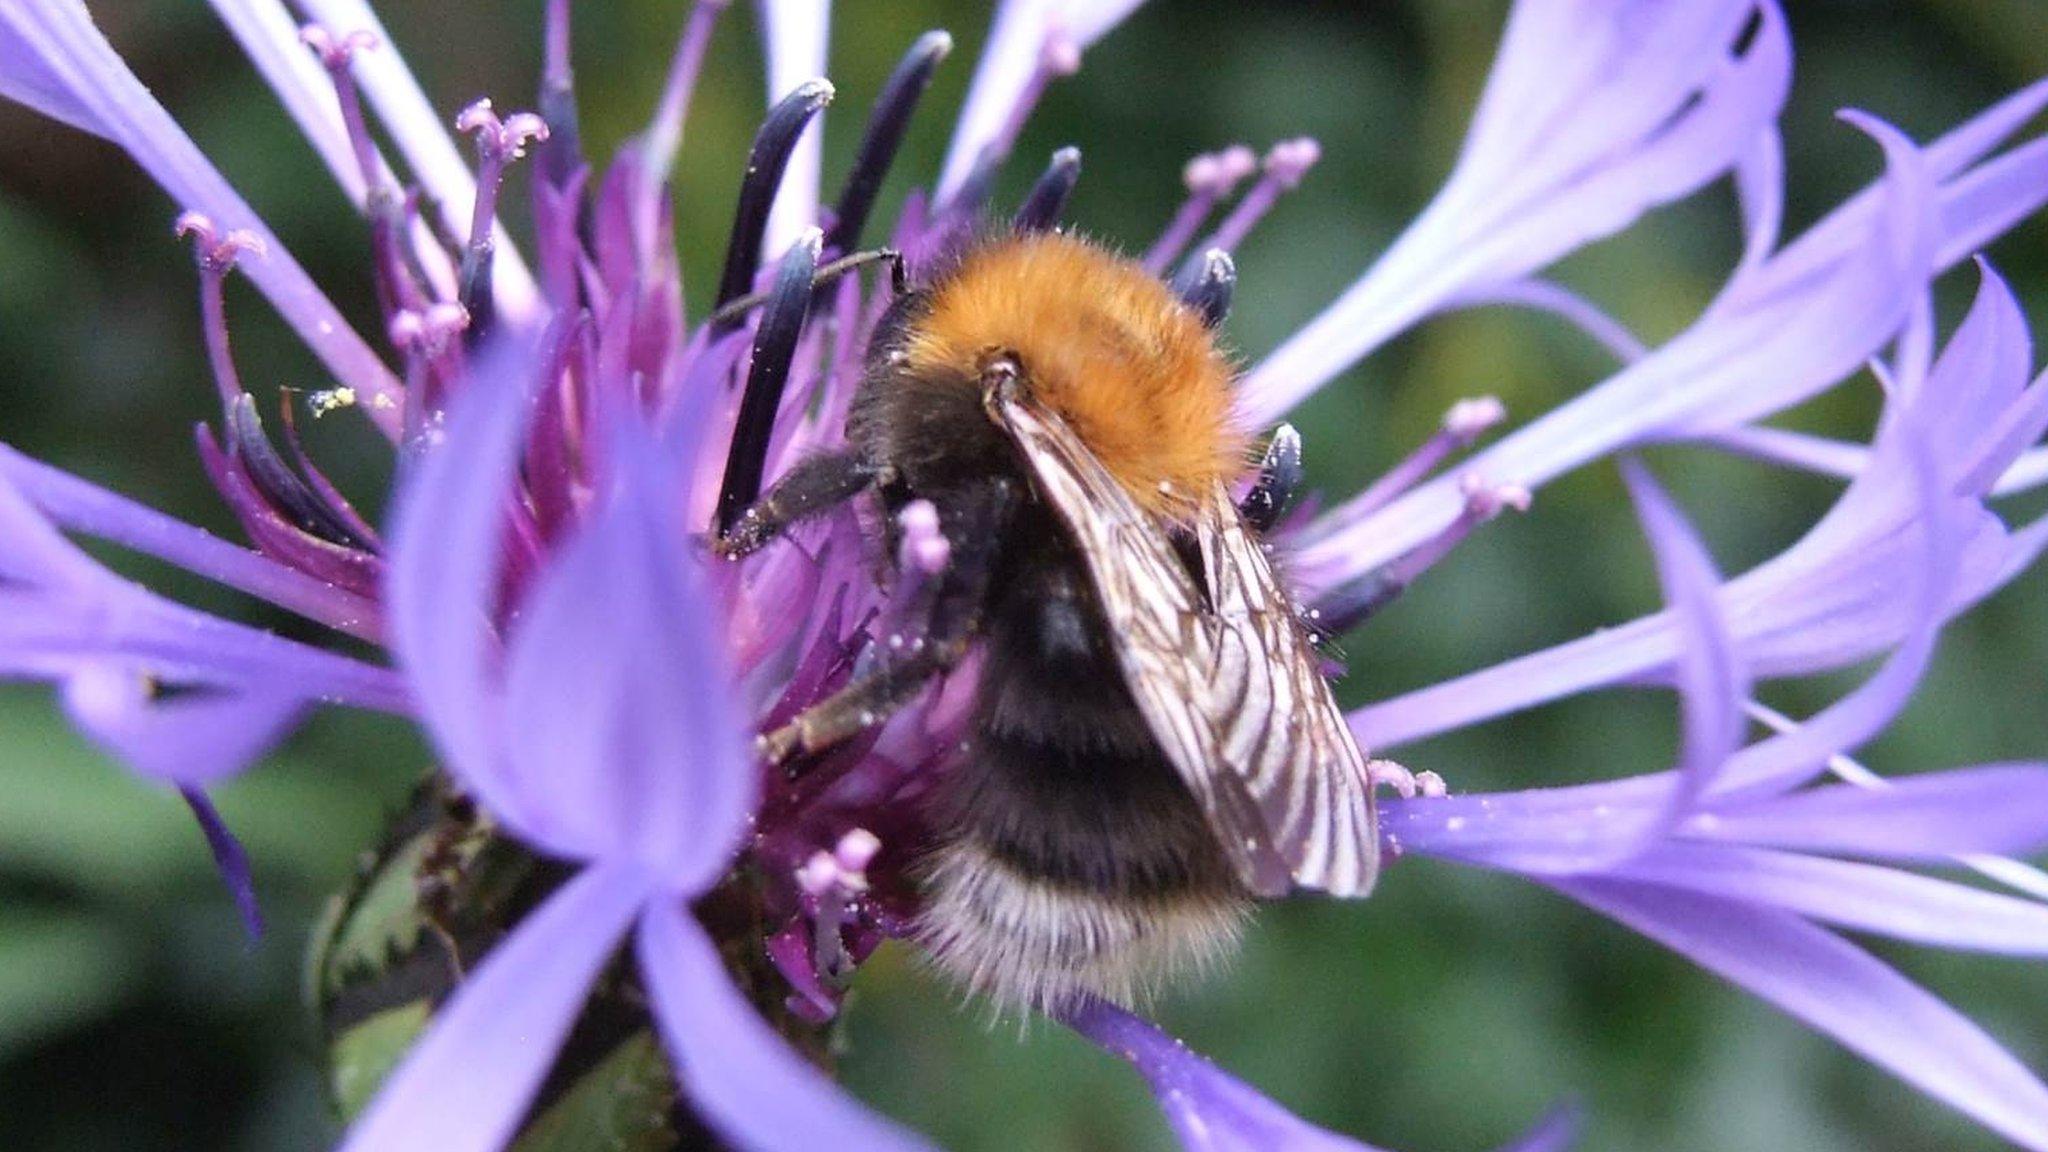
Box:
1188;477;1380;896
986;385;1379;897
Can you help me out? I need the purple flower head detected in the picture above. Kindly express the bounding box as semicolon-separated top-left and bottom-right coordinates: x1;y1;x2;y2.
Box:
3;1;2048;1150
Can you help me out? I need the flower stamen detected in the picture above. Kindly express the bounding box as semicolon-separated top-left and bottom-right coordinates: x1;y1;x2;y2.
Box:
1013;146;1082;233
455;98;550;335
302;24;433;320
941;30;1082;219
1310;471;1530;638
713;80;836;324
1143;144;1258;274
1179;138;1320;268
1329;395;1509;529
175;212;265;413
825;30;954;255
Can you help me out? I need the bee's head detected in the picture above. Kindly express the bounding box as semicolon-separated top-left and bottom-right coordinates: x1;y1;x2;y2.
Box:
897;232;1247;519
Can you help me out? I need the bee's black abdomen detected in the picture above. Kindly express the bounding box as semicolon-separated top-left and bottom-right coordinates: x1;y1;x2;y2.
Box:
916;509;1250;1012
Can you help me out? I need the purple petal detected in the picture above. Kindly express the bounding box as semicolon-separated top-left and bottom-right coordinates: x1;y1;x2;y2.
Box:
1299;113;1932;586
1620;460;1745;829
1732;128;1784;278
1961;362;2048;497
0;445;381;641
60;665;306;787
1447;278;1646;363
935;0;1148;199
1894;291;1938;396
636;0;724;205
205;0;460;299
1711;428;1961;799
1382;774;1672;875
637;898;937;1152
1702;425;1867;481
1939;133;2048;270
194;428;385;600
757;0;830;261
1559;878;2048;1150
1925;77;2048;181
386;338;540;829
0;2;405;433
1489;1104;1582;1152
1911;261;2032;472
0;9;100;133
206;0;373;207
2002;451;2048;495
180;788;264;938
1378;460;1745;872
0;588;411;716
1242;2;1785;423
500;427;754;887
290;0;541;321
1611;844;2048;957
1691;764;2048;860
1353;296;2022;752
0;451;114;592
1061;996;1392;1152
1739;80;2048;303
340;862;654;1152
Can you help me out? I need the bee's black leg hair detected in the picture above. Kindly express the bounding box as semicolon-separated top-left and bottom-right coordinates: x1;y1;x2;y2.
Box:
1238;423;1303;534
1013;147;1081;234
714;449;883;559
824;30;952;254
715;233;822;536
1174;248;1235;329
760;478;1016;764
712;81;834;329
708;248;906;329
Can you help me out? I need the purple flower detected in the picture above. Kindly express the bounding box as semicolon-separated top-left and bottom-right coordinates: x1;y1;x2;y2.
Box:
333;340;930;1152
1063;997;1581;1152
3;1;2048;1150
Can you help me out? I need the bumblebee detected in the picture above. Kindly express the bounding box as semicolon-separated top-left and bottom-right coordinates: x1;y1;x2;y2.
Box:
717;228;1379;1013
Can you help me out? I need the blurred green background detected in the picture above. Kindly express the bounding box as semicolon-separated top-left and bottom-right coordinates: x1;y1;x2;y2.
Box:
2;1;2046;1149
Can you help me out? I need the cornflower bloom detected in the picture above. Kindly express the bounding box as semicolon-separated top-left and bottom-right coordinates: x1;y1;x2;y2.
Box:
3;1;2048;1150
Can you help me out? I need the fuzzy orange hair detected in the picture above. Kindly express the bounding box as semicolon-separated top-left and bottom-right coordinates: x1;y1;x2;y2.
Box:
902;233;1247;519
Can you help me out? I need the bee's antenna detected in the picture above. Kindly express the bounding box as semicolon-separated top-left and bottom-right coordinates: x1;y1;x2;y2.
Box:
1174;247;1235;328
1013;147;1082;234
717;229;822;535
713;80;834;331
825;31;952;255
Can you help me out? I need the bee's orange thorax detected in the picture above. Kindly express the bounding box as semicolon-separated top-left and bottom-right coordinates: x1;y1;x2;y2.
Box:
903;233;1246;518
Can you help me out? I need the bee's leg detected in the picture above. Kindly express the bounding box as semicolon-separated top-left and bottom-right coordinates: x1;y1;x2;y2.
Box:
760;479;1015;765
707;248;907;329
713;449;881;559
760;644;954;765
1238;423;1303;534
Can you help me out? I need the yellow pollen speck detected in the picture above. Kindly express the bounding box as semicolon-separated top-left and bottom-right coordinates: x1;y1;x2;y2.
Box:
309;387;357;416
